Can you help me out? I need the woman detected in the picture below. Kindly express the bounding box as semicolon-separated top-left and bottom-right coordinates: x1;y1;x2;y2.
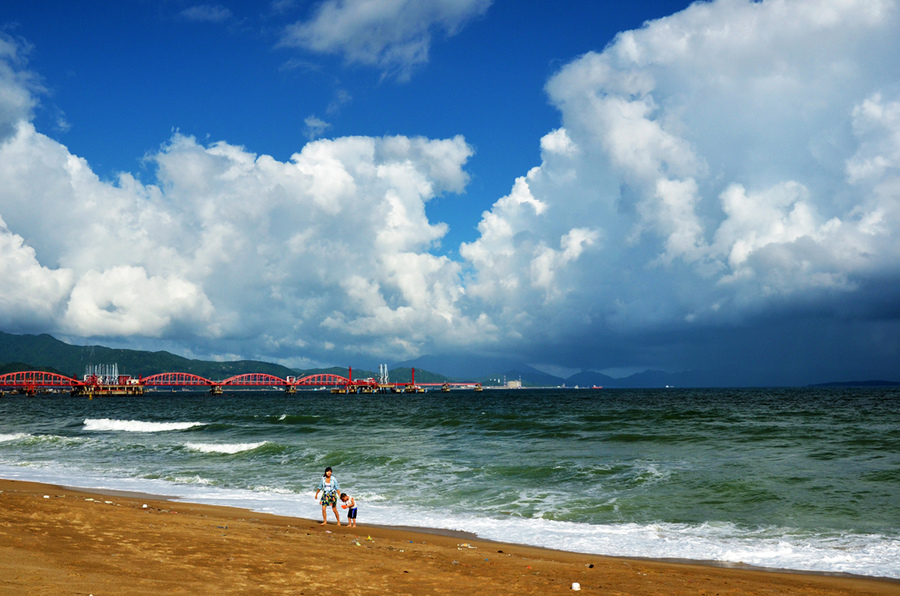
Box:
314;466;341;525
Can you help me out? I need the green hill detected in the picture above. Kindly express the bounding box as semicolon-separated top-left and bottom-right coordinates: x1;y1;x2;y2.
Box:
0;361;68;376
0;331;447;384
0;331;296;381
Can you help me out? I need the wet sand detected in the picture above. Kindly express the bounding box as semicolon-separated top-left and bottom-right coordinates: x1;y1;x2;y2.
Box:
1;478;896;595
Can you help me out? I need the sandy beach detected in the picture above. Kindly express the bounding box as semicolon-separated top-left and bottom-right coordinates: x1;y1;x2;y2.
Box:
0;479;896;595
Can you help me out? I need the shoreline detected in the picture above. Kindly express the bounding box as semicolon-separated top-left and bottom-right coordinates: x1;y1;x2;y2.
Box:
59;480;900;582
2;478;897;595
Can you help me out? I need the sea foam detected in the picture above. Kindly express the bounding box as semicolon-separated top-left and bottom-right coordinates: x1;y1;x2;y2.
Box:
83;419;202;433
1;460;897;578
184;441;268;454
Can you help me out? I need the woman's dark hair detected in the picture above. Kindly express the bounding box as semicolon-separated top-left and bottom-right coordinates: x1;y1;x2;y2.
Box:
323;466;332;476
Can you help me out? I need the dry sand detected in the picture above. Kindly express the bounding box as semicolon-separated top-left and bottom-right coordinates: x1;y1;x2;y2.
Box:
1;478;897;595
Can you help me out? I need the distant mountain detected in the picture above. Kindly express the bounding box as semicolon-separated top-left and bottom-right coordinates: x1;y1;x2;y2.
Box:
395;355;564;386
570;369;745;388
0;362;68;376
0;332;453;385
6;331;896;388
621;369;688;387
565;371;616;387
491;368;565;387
1;333;720;388
395;354;534;380
384;367;449;384
301;366;364;378
397;354;776;388
0;331;297;380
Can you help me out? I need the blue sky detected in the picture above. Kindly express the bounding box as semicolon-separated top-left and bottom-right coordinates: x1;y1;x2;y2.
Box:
2;0;900;384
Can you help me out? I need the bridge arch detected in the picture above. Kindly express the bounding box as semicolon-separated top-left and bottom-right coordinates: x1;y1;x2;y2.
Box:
0;371;81;388
292;373;349;386
221;373;287;386
142;372;213;386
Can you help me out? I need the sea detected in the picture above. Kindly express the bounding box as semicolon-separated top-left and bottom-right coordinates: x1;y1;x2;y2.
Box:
1;387;898;579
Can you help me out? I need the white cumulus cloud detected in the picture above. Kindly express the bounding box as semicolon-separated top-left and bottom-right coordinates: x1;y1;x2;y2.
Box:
0;215;73;330
0;40;482;361
459;0;900;375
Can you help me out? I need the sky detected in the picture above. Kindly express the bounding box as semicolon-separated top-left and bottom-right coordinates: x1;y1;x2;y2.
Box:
1;0;899;385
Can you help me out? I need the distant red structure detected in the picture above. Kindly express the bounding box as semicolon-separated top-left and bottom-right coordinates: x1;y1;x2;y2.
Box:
0;366;481;396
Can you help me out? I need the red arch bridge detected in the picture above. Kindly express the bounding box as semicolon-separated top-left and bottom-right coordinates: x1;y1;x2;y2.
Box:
0;368;481;396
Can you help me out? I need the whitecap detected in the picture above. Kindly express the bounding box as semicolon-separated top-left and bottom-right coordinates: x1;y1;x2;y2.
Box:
83;418;202;433
169;475;214;485
184;441;268;454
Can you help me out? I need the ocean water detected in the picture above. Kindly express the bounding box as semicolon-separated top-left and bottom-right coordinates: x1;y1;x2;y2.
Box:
0;387;898;578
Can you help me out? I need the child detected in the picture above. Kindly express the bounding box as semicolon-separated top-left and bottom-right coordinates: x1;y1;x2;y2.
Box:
340;492;357;527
